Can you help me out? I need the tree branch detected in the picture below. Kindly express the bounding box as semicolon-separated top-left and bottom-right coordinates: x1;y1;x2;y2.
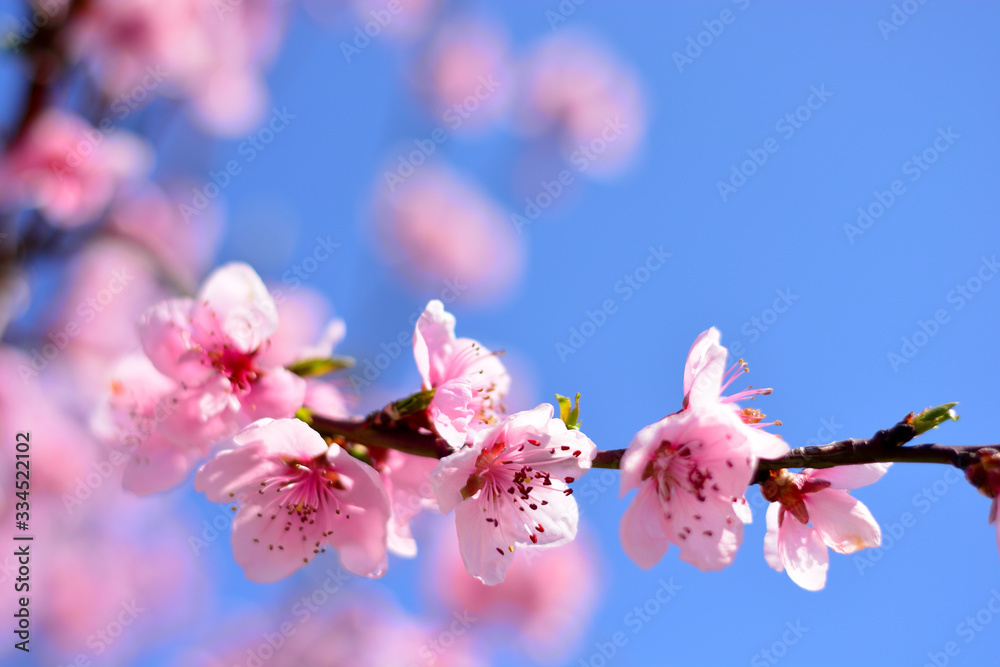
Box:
303;411;994;485
308;414;453;460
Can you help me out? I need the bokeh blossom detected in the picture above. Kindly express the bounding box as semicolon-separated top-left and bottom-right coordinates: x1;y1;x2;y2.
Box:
137;262;306;449
0;109;151;227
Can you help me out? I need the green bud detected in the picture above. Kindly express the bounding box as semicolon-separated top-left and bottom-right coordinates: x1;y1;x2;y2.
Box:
388;388;437;419
555;393;582;430
912;402;959;435
286;355;355;378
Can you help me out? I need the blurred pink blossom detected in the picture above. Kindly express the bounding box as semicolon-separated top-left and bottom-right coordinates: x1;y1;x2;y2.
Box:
0;109;151;227
374;166;524;302
91;354;206;495
370;447;438;557
0;347;108;517
428;522;600;663
108;184;223;291
418;18;513;132
68;0;286;135
256;286;354;418
35;509;200;659
196;418;391;581
193;597;480;667
50;239;168;398
349;0;441;42
518;33;646;177
137;262;306;449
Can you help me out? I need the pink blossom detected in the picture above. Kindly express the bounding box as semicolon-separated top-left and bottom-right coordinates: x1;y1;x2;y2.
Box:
370;447;438;557
413;299;509;447
0;347;107;513
374;166;524;302
45;240;168;401
91;354;206;495
431;404;596;585
966;450;1000;557
0;109;151;227
427;522;599;662
418;18;513;132
349;0;440;41
253;287;353;418
108;184;223;291
193;597;480;667
138;262;306;449
68;0;286;135
517;33;646;177
762;464;889;591
619;404;760;571
682;327;788;459
255;287;347;369
35;506;200;658
195;418;390;581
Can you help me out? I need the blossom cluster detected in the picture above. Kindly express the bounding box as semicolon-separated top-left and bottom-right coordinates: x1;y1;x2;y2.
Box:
89;262;895;592
90;262;593;585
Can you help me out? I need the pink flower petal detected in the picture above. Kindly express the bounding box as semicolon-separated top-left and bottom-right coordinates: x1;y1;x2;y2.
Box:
380;450;438;558
192;262;278;352
194;419;323;499
683;327;727;408
619;482;669;569
763;503;783;571
157;381;240;449
413;299;456;387
745;427;790;460
618;419;664;496
138;298;213;385
322;445;392;577
778;515;829;591
237;366;307;425
808;463;891;490
667;487;743;571
121;432;203;495
427;378;475;448
455;498;514;586
807;490;882;554
430;440;483;515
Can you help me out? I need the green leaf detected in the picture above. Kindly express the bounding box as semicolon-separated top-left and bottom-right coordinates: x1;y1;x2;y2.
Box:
389;388;437;419
286;355;355;378
912;402;959;435
555;392;582;430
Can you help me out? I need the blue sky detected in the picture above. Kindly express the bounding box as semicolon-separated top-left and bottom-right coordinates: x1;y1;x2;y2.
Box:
6;1;1000;665
210;2;1000;665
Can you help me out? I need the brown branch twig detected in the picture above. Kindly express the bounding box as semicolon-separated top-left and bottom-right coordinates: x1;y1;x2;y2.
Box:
304;411;994;485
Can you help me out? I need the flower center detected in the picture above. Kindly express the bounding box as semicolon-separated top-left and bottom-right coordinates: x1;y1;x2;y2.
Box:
208;345;261;393
760;469;831;525
464;438;576;548
646;440;712;503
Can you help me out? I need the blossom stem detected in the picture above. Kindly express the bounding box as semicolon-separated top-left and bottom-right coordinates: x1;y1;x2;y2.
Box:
307;414;454;460
307;411;997;485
